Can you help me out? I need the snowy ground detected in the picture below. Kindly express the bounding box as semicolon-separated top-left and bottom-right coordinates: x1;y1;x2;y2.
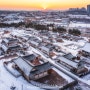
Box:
53;39;87;56
0;59;44;90
0;27;90;90
69;22;90;28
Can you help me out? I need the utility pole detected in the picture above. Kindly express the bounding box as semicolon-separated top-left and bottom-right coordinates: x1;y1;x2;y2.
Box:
22;84;23;90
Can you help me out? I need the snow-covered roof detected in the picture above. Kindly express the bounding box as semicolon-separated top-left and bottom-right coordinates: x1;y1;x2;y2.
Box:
82;43;90;53
63;53;75;60
9;45;21;50
3;38;18;44
30;62;52;78
39;46;50;52
30;41;39;46
3;38;9;43
57;56;78;68
22;54;37;61
14;57;33;76
1;44;8;52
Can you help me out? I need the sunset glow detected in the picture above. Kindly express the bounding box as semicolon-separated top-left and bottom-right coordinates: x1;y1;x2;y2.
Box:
0;0;90;10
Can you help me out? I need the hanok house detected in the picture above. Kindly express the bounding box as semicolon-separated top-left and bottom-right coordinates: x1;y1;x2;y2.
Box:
1;38;19;46
12;54;52;81
20;35;30;42
55;56;88;76
39;44;56;57
1;38;22;54
29;40;41;48
81;43;90;57
1;44;22;55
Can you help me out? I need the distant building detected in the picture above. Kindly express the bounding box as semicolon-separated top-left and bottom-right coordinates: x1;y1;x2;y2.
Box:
68;7;87;15
87;5;90;14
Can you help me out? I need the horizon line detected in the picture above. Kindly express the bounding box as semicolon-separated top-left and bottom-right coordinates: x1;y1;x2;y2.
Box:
0;7;87;12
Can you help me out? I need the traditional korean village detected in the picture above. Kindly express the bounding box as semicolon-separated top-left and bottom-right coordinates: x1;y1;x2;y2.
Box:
0;4;90;90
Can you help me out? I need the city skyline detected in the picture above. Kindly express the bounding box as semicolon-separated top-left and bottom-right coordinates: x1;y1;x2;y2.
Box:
0;0;90;10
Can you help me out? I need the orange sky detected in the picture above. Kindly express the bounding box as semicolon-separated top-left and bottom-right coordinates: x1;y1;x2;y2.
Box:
0;0;90;10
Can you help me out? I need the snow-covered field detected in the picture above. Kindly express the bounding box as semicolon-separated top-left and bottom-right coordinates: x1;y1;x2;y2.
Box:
0;27;90;90
69;22;90;28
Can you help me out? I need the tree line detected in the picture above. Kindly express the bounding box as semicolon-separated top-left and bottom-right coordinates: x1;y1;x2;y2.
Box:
0;21;81;36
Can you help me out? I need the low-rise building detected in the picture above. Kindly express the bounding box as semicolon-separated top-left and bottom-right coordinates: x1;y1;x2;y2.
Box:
56;56;88;76
1;38;23;55
11;54;52;81
81;43;90;57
